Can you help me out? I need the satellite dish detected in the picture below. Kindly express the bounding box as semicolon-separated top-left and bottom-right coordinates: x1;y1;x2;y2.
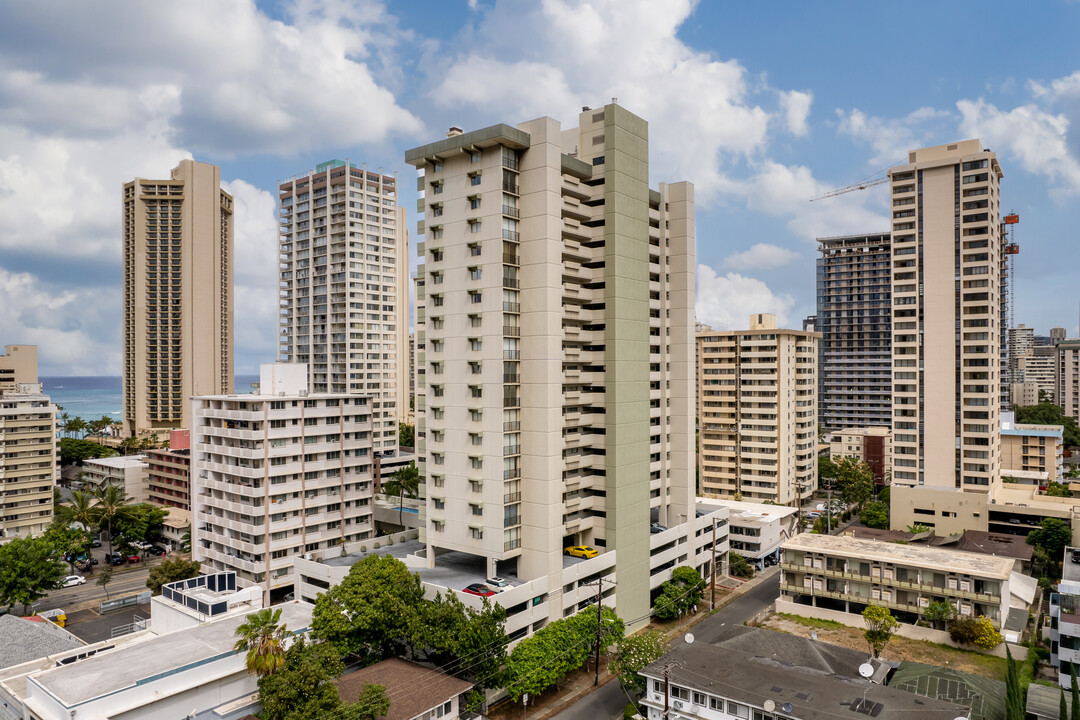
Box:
763;699;775;712
811;630;818;641
781;703;794;713
684;632;695;645
858;663;875;678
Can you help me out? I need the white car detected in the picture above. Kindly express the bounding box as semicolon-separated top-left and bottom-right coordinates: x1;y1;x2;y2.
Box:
485;577;510;591
62;575;86;588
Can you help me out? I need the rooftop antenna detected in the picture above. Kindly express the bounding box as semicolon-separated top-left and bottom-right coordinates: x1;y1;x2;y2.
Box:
857;662;875;711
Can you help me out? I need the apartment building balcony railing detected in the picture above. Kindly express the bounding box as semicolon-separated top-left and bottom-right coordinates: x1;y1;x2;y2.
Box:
502;180;519;194
779;563;1000;603
502;205;520;218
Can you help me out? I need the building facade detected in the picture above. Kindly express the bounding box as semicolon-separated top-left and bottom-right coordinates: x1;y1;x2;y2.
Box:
888;140;1004;493
1057;340;1080;422
80;455;149;501
697;314;819;504
816;233;892;430
191;364;375;602
122;159;233;438
406;104;696;627
1001;412;1064;485
829;426;893;486
1007;324;1035;384
277;160;409;458
1051;327;1067;344
0;346;55;539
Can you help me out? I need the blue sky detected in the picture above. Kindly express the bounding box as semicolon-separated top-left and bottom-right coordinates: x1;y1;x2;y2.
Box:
1;0;1079;374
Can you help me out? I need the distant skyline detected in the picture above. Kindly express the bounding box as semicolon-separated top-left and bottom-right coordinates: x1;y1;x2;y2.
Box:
2;0;1079;375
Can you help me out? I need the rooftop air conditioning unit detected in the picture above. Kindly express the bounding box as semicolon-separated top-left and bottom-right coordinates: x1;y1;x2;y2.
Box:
672;701;684;710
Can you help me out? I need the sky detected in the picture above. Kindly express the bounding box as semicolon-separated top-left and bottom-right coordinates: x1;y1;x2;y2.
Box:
2;0;1079;375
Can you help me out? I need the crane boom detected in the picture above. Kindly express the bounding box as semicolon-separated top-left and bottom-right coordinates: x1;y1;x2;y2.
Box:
809;176;889;202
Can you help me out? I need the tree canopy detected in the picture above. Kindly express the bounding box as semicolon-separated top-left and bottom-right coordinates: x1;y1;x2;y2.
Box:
59;438;117;465
862;604;899;658
147;557;202;595
834;457;874;509
610;630;665;697
653;566;705;620
859;501;889;529
1027;517;1073;561
1015;403;1080;447
234;607;291;676
258;638;345;720
0;535;67;612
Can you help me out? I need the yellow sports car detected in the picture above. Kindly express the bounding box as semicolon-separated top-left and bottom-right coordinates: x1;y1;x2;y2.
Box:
564;545;598;559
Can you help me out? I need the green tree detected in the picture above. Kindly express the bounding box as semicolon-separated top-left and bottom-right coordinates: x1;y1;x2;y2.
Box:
609;630;665;697
90;484;135;557
1028;517;1073;561
947;615;980;645
111;503;167;546
1005;645;1023;720
181;523;192;553
859;501;889;529
923;600;956;630
1060;687;1067;720
398;422;415;448
1015;403;1080;447
43;524;91;575
406;591;508;689
382;461;419;528
234;607;291;676
812;515;830;534
1071;664;1079;720
862;604;899;658
58;438;117;465
311;554;426;662
653;566;705;620
96;566;114;599
906;523;932;534
341;683;391;720
53;489;98;535
1046;482;1072;497
818;457;838;484
257;638;345;720
728;552;755;579
0;536;68;613
835;457;874;509
147;558;202;595
67;416;88;439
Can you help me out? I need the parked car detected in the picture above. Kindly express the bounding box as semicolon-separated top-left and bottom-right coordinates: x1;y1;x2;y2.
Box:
105;553;126;566
88;539;102;548
62;575;86;588
650;523;668;534
126;554;141;563
564;545;598;559
1072;549;1080;565
485;577;510;591
74;559;93;572
146;546;167;557
462;583;496;598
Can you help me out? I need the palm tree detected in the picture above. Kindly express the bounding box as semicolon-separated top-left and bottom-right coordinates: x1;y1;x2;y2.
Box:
67;416;88;439
55;489;98;535
98;415;115;440
91;484;134;557
382;461;419;527
233;607;290;676
58;412;71;438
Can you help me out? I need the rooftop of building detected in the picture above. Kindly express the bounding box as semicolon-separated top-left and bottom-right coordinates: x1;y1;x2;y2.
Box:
784;533;1016;578
709;625;889;683
0;616;84;671
1001;424;1064;437
29;600;314;708
642;641;966;720
696;497;797;527
1063;547;1080;584
162;507;191;530
848;527;1033;563
833;426;891;437
887;661;1006;720
83;454;149;469
1027;682;1073;720
336;658;473;720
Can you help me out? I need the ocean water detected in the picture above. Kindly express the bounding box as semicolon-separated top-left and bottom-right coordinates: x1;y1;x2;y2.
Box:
42;375;260;422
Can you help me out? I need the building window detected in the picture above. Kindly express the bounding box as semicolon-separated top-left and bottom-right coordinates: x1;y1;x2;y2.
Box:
469;172;482;186
468;220;482;234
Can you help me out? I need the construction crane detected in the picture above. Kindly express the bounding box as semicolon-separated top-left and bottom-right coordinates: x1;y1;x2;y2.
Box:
1003;212;1020;330
809;174;890;202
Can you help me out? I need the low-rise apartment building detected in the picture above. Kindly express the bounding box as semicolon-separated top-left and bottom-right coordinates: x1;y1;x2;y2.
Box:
191;363;376;603
697;498;797;568
780;533;1020;630
829;426;892;486
697;314;819;504
1049;548;1080;688
1001;411;1064;485
0;345;56;539
146;429;192;509
80;455;149;501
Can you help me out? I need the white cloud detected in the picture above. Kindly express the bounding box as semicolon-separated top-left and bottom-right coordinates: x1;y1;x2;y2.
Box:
835;106;952;166
723;243;800;271
224;179;280;371
428;0;786;201
0;267;121;375
779;90;813;136
958;98;1080;195
725;160;889;241
696;264;794;330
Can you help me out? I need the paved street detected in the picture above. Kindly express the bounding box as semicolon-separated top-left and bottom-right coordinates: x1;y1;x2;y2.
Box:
548;568;780;720
36;552;161;614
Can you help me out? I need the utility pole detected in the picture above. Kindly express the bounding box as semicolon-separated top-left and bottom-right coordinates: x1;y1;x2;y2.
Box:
663;665;671;720
585;578;615;686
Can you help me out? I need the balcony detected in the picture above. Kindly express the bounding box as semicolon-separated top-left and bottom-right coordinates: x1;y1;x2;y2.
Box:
503;325;521;337
502;205;520;218
502;180;519;194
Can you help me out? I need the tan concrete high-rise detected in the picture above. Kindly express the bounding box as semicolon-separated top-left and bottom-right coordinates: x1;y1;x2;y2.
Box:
0;345;56;539
1057;340;1080;422
697;315;819;504
123;160;233;438
406;104;696;627
277;161;409;456
888;140;1004;493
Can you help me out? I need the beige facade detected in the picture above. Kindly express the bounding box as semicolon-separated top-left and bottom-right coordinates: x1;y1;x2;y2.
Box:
145;448;191;509
1010;381;1039;408
123;160;234;438
1051;327;1067;343
889;140;1003;493
780;532;1016;628
1001;415;1064;484
80;455;149;501
697;315;819;504
1057;340;1080;422
829;426;892;485
0;345;55;539
277;161;409;456
191;364;375;602
406;104;696;627
1007;324;1035;384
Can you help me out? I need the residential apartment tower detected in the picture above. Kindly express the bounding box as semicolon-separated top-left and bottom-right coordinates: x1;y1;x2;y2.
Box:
0;345;55;538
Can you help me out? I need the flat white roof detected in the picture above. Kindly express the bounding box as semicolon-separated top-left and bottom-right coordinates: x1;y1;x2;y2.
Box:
783;533;1016;579
84;455;148;469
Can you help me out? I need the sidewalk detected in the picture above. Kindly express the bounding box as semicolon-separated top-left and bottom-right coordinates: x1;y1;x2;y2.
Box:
492;568;780;720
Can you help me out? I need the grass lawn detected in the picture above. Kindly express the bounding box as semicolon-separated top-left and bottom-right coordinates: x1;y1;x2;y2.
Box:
763;613;1008;681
